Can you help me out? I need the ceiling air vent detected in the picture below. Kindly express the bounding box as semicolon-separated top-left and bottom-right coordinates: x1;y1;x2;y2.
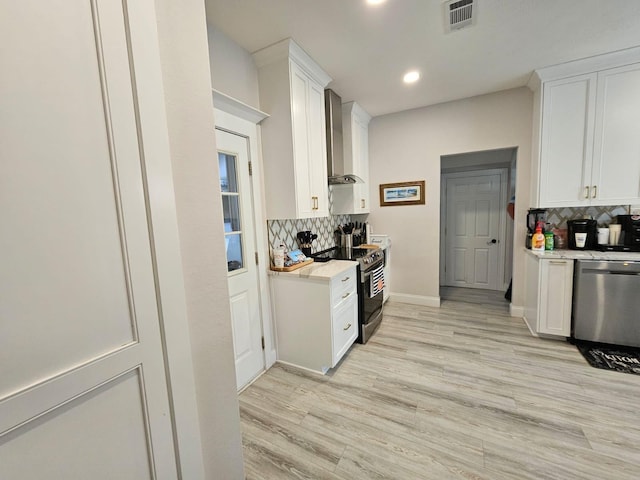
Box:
444;0;476;32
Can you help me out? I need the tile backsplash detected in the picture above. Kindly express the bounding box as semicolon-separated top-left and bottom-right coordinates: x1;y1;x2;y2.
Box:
267;215;351;253
545;205;630;227
266;186;359;253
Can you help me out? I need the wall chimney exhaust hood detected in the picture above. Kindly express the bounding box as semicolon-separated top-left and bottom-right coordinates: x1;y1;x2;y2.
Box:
325;89;364;185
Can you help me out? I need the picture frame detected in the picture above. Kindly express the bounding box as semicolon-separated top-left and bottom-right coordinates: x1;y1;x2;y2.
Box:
379;181;425;206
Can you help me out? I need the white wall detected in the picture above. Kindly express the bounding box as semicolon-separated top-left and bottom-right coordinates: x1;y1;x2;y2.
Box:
207;25;261;110
154;1;245;478
368;87;533;308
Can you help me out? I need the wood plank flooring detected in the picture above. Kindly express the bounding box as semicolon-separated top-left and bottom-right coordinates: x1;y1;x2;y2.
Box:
239;287;640;479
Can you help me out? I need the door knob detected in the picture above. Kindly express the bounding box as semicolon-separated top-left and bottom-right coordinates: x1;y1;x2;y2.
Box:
487;239;497;245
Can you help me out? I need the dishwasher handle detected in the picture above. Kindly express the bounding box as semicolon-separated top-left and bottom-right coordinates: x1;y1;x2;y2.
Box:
582;269;640;275
579;260;640;276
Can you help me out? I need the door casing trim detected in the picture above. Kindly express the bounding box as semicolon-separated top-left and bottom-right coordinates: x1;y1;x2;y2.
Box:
214;105;276;374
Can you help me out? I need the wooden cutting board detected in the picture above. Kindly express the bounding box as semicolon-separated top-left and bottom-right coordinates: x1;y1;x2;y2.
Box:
270;258;314;272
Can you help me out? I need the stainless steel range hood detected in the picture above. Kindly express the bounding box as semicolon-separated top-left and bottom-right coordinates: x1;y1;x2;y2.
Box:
325;89;363;185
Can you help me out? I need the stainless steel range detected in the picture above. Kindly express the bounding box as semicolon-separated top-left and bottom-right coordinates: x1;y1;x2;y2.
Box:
311;247;385;343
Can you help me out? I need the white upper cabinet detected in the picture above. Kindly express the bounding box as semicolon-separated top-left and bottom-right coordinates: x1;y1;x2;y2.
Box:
530;48;640;208
332;102;372;215
538;74;597;207
592;64;640;205
253;39;331;219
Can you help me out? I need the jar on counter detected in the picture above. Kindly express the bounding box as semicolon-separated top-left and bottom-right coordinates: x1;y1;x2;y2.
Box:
545;231;554;251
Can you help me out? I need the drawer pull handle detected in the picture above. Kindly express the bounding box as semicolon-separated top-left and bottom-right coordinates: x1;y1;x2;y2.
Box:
342;277;350;282
550;261;567;265
342;293;350;299
343;323;352;331
584;186;590;199
592;185;597;198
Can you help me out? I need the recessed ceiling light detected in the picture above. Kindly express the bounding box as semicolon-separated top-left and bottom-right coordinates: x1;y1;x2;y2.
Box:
403;71;420;84
366;0;386;5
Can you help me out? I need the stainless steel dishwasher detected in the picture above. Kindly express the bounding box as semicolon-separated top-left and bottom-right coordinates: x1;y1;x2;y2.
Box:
573;260;640;347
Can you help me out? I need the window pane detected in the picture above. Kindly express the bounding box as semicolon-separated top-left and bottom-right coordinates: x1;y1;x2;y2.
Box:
225;233;243;272
219;153;238;193
222;195;241;232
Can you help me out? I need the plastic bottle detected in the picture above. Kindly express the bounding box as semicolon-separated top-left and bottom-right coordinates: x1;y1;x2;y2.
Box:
544;231;554;251
532;221;546;252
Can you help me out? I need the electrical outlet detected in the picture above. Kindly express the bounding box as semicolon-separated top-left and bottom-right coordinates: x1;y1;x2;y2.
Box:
630;205;640;215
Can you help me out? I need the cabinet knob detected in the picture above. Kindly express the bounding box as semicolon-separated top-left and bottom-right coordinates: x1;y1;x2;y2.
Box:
343;323;352;331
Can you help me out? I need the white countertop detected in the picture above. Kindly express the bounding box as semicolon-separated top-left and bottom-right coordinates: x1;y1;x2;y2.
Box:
269;259;358;280
524;248;640;261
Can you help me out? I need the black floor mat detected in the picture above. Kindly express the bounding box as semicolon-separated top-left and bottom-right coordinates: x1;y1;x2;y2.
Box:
574;340;640;375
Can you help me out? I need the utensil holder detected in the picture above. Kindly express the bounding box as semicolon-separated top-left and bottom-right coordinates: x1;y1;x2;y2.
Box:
340;234;353;249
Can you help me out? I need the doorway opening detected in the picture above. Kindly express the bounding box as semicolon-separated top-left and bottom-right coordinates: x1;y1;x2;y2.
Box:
213;98;275;392
439;147;517;302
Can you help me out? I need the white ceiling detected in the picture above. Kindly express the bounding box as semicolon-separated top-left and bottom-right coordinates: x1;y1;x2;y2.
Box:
205;0;640;117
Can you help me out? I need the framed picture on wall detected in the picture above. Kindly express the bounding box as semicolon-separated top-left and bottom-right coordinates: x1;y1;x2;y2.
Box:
379;181;425;206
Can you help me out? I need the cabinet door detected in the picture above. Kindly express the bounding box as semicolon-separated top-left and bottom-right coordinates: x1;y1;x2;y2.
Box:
353;114;370;213
539;74;597;207
307;76;329;217
538;259;573;336
289;62;315;218
331;293;358;367
591;63;640;205
332;103;371;215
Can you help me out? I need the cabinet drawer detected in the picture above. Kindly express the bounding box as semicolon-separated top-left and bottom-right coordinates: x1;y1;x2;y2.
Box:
332;294;358;367
331;267;357;307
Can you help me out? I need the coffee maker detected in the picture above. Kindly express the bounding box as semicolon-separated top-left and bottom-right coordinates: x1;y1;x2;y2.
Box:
526;209;547;248
617;214;640;251
567;219;597;250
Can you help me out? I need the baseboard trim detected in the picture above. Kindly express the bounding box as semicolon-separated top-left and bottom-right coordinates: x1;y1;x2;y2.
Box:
275;360;328;376
509;304;524;318
522;315;539;337
390;292;441;308
237;369;267;394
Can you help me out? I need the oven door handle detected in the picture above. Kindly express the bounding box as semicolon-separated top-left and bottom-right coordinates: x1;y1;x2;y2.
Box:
361;262;385;282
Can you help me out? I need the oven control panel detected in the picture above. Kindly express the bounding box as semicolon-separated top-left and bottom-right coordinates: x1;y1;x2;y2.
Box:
363;251;384;264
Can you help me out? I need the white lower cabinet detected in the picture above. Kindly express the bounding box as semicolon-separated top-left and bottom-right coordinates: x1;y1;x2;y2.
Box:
270;263;358;374
524;254;573;337
331;293;359;366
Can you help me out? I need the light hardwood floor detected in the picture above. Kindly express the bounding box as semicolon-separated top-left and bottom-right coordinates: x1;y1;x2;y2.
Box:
239;287;640;479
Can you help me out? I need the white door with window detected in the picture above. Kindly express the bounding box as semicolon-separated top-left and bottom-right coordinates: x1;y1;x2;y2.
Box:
1;1;195;478
444;171;506;290
216;129;264;390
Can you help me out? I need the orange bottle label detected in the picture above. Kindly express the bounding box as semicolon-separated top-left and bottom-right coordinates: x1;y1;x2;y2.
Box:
532;233;545;250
